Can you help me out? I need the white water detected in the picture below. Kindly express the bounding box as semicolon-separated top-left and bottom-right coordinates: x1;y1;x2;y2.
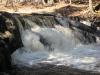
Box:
80;20;91;26
11;23;100;72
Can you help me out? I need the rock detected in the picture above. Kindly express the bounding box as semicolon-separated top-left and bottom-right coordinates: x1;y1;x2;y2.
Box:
10;64;100;75
0;12;23;72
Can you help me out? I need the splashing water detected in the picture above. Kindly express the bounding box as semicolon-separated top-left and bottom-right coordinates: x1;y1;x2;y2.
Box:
11;18;100;72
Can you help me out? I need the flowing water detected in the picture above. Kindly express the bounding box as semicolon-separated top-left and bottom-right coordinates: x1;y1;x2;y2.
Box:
11;15;100;72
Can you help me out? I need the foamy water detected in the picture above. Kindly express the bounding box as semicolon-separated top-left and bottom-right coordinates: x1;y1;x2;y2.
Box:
11;22;100;72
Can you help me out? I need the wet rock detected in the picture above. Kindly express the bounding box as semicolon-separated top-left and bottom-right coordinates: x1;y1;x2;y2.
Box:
0;12;23;72
10;64;100;75
0;12;23;53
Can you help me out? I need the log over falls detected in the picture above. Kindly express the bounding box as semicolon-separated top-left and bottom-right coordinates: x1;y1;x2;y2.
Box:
0;12;100;75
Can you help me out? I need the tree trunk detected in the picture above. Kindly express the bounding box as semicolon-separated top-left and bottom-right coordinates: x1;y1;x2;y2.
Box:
5;0;14;7
42;0;47;5
89;0;94;12
69;0;71;4
48;0;54;5
0;0;2;3
5;0;17;12
42;0;54;6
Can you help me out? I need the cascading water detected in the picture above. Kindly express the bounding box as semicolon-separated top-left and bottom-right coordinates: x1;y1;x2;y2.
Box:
11;15;100;72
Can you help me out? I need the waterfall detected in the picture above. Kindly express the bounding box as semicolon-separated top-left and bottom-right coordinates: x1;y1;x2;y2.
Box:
11;14;100;72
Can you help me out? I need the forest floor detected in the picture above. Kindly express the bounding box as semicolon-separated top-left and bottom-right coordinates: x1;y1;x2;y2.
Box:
0;2;100;20
0;2;99;14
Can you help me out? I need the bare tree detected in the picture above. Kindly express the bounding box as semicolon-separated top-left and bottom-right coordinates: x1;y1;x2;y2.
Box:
5;0;14;7
69;0;71;4
42;0;47;5
0;0;2;3
5;0;17;12
89;0;94;12
42;0;54;6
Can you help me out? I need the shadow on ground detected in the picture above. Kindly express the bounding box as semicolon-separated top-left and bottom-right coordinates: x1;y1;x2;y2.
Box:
54;5;83;16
